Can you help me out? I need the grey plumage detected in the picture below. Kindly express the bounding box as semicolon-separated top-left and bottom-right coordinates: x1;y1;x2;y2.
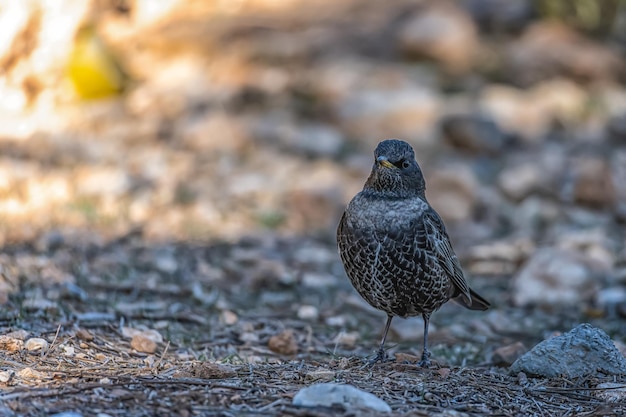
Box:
337;139;489;366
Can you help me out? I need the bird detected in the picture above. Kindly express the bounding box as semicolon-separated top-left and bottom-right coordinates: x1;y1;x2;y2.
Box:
337;139;490;366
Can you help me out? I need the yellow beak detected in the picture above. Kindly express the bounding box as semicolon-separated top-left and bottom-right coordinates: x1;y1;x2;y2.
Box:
377;156;395;169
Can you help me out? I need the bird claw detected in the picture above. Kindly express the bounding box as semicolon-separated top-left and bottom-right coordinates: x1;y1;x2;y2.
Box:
418;350;431;368
365;347;389;366
417;359;431;367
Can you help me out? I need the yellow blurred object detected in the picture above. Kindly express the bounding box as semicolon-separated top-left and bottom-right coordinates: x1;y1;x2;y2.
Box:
67;25;126;100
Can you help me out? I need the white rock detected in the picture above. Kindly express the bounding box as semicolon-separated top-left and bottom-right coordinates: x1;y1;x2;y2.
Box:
556;229;615;271
398;3;478;71
5;329;29;340
220;310;239;325
293;383;391;412
568;155;615;208
480;80;587;142
325;316;347;327
50;413;83;417
75;167;130;197
62;345;75;356
297;305;319;321
284;123;344;157
498;163;543;201
595;287;626;309
338;87;441;145
305;369;335;382
302;272;337;288
333;331;360;348
25;337;49;352
512;248;599;306
154;254;178;274
121;327;163;344
595;382;626;402
239;332;259;344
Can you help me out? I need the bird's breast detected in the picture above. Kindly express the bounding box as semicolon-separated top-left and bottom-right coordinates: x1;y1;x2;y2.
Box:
345;194;428;232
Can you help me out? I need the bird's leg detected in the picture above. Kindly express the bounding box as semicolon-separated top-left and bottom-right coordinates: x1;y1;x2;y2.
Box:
418;313;431;367
369;315;393;365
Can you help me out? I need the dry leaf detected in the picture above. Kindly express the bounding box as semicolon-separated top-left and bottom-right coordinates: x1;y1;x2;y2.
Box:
131;334;157;354
175;362;236;379
268;329;298;355
76;328;94;341
493;342;527;366
394;352;422;363
0;336;24;352
18;367;46;380
122;327;163;344
437;368;451;379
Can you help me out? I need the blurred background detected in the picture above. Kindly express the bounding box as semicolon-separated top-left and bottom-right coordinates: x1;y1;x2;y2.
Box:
1;0;626;345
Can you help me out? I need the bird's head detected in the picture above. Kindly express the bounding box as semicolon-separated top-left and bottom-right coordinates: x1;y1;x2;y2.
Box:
364;139;426;198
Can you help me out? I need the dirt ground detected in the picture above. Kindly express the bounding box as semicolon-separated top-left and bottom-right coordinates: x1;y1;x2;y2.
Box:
0;232;623;416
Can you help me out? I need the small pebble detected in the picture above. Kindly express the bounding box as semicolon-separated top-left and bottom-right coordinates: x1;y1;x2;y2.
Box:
297;305;319;320
50;413;83;417
76;328;94;341
333;331;359;348
25;338;49;353
493;342;527;366
221;310;239;325
305;369;335;381
595;382;626;402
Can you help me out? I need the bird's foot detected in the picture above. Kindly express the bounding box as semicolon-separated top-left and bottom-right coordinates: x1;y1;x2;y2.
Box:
417;350;431;368
366;347;389;366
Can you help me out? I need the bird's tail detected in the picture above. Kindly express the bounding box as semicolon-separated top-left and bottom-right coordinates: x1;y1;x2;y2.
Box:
454;288;490;311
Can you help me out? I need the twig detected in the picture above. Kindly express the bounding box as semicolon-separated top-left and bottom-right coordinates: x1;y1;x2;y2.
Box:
41;324;62;361
152;340;171;374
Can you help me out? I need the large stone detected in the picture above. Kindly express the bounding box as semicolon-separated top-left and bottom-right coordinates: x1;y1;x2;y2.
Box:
497;163;543;202
611;149;626;220
607;115;626;144
440;114;508;155
506;22;624;85
511;248;599;307
398;2;478;72
293;383;391;412
426;165;478;223
493;341;527;366
480;80;587;143
462;0;534;33
338;87;441;145
510;324;626;378
569;155;616;208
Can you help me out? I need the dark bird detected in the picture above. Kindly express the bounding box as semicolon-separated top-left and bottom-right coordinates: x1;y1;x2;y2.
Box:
337;139;489;366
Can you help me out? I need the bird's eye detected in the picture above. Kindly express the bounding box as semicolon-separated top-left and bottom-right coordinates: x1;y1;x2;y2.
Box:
393;159;410;169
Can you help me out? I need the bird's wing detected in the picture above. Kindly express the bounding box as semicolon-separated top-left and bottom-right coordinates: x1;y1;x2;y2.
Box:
421;209;471;304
